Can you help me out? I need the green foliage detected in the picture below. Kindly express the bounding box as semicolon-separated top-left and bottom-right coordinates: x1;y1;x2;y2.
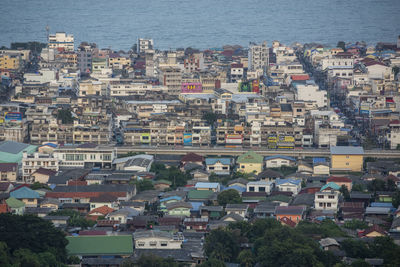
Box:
0;214;68;264
150;162;167;173
340;185;350;201
10;42;46;53
367;179;397;192
202;112;218;126
217;189;242;206
341;239;371;259
130;254;180;267
204;218;339;266
49;209;95;228
270;166;296;176
297;220;347;238
392;190;400;208
67;255;81;264
30;182;51;191
154;166;191;189
337;41;346;51
57;109;74;124
135;179;155;192
238;249;255;267
204;228;240;262
198;258;226;267
351;259;371;267
352;183;364;192
343;219;368;230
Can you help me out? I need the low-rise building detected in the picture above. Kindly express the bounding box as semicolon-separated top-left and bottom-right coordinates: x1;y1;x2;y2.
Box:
314;190;340;211
0;163;18;182
330;146;364;172
133;230;184;249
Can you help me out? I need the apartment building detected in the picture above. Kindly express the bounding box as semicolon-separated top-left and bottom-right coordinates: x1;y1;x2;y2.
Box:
248;41;269;73
48;32;74;51
0;54;20;70
54;144;115;169
184;53;204;73
22;152;59;182
158;66;182;95
78;79;104;96
137;38;154;54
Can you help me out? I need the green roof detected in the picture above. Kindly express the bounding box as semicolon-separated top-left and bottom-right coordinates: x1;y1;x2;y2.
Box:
187;190;214;200
66;235;133;256
237;151;263;164
5;197;25;208
265;195;291;203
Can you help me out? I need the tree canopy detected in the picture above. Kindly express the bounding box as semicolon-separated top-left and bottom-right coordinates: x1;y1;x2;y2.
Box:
0;214;68;265
217;189;242;206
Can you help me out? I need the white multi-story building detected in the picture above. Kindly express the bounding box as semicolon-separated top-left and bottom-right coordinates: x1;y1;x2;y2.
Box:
22;152;59;182
138;38;154;54
248;41;269;73
246;180;272;193
294;82;328;108
53;145;115;169
133;230;184;249
48;32;74;51
314;191;339;211
109;82;154;96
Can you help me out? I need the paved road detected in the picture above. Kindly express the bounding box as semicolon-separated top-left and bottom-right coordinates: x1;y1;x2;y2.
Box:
114;146;400;159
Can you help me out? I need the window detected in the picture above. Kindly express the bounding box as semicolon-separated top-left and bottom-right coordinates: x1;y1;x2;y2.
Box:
137;242;145;247
249;186;255;192
327;203;331;207
160;242;168;247
149;241;157;247
259;187;266;192
328;195;335;199
319;203;323;207
317;195;324;199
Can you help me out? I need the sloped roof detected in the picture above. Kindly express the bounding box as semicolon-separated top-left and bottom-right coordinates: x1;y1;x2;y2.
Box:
66;235;133;256
187;190;214;200
280;216;296;227
321;182;341;191
275;206;305;216
264;155;296;162
33;167;57;176
165;201;192;210
257;169;283;179
181;153;204;163
330;146;364;155
88;205;115;216
328;176;352;183
90;193;118;203
0;163;17;172
195;182;220;189
0;141;30;154
276;179;301;186
237;151;263;164
205;158;232;165
10;186;40;199
5;197;25;208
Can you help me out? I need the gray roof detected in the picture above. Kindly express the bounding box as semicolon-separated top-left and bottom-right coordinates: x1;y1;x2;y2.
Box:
200;205;223;212
0;141;30;154
107;207;140;217
330;146;364;155
43;215;70;221
225;204;248;211
291;193;315;206
53;184;135;193
319;238;340;247
365;207;391;215
221;213;245;222
133;230;175;240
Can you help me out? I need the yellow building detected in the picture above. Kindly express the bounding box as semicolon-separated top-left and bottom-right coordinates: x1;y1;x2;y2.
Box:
0;54;20;70
108;55;131;69
79;79;103;96
330;146;364;172
237;151;264;174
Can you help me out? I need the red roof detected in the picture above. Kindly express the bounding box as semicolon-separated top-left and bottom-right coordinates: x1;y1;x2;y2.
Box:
291;74;310;81
0;204;10;214
88;205;115;216
231;63;243;68
327;176;352;183
181;153;204;163
280;216;297;227
359;225;387;237
363;60;387;67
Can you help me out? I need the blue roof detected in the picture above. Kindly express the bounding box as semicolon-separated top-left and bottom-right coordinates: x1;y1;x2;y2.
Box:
40;143;58;148
10;187;40;199
371;202;393;208
223;185;246;193
205;158;232;165
264;155;296;162
276;179;301;186
195;182;220;189
330;146;364;155
320;182;340;191
313;157;326;164
160;196;182;203
190;202;203;211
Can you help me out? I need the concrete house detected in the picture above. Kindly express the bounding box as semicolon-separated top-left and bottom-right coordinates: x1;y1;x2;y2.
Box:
275;179;302;196
205;158;233;175
314;190;340;211
10;186;40;207
225;203;249;218
133;230;184;249
264;155;296;168
330;146;364;172
246;180;273;193
165;201;192;217
195;182;220;192
237;151;263;174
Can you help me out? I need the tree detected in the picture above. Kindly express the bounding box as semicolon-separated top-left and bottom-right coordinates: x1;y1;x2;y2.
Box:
49;209;95;228
0;242;10;267
30;182;51;190
198;258;226;267
217;189;242;206
135;179;154;192
337;41;346;51
238;249;255;267
150;162;166;173
367;179;386;192
133;254;179;267
204;229;239;262
341;239;370;259
0;214;68;262
392;190;400;209
57;109;74;124
202;112;218;126
352;183;364;192
351;259;371;267
339;185;350;201
386;179;397;191
343;219;368;230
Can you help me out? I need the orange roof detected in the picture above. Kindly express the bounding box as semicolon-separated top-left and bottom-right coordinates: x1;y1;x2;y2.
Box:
279;216;297;227
327;176;352;183
88;205;114;216
0;204;10;214
291;74;310;81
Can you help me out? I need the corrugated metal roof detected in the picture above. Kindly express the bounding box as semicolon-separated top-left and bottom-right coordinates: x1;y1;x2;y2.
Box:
330;146;364;155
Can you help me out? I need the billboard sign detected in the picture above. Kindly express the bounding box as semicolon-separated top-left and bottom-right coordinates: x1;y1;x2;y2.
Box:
181;82;202;93
4;112;22;125
252;79;260;93
183;133;192;146
226;134;243;144
238;81;252;92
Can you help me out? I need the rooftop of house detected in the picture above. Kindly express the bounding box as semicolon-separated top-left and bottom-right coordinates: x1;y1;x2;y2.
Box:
205;158;232;165
275;206;305;216
66;235;133;256
195;182;220;189
33;167;57;176
181;153;204;163
264;155;296;162
10;186;40;199
237;151;263;164
327;176;352;183
0;141;32;154
330;146;364;155
0;163;18;172
257;169;283;179
88;205;115;216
